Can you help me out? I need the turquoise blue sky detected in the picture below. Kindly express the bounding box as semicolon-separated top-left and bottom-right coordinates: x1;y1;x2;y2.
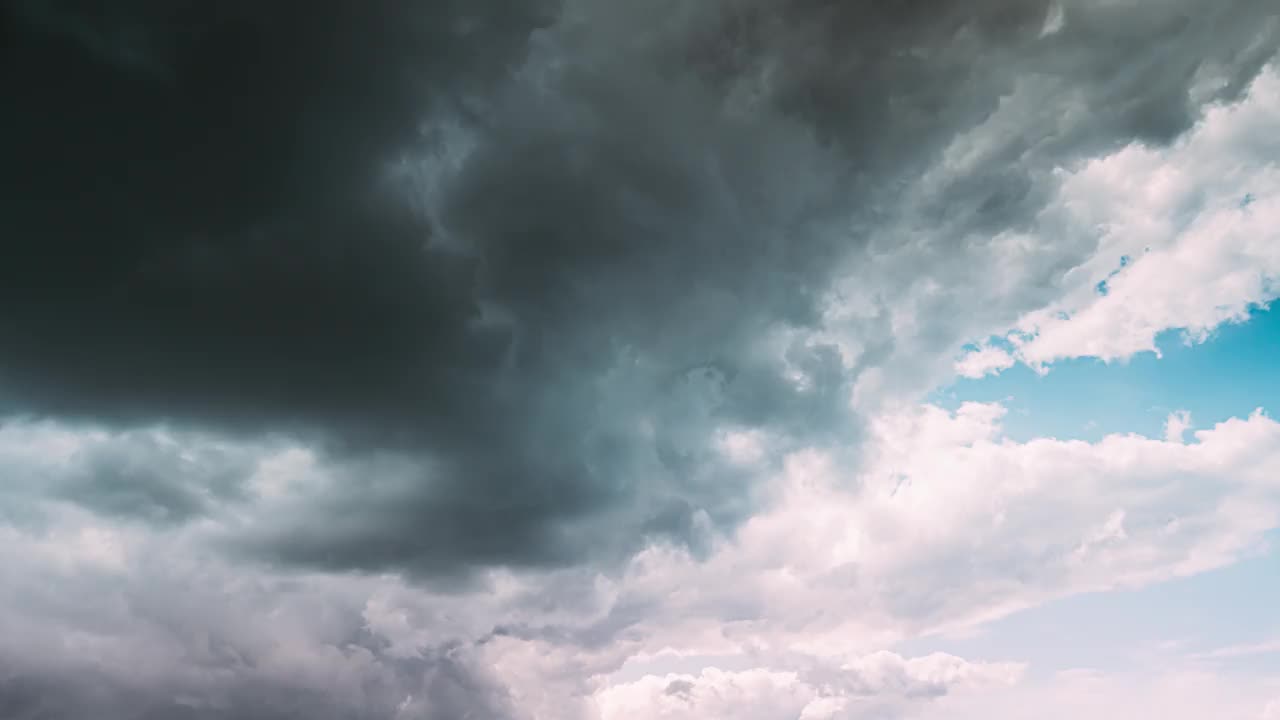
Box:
935;306;1280;443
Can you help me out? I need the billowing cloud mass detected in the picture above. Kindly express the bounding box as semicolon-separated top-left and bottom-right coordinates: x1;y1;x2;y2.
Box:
2;0;1279;718
593;654;1026;720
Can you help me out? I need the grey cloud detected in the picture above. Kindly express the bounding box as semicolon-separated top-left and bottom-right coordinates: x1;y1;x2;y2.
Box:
16;3;1280;717
4;0;852;578
0;522;523;720
0;656;517;720
1;0;1278;586
0;423;267;531
53;431;254;525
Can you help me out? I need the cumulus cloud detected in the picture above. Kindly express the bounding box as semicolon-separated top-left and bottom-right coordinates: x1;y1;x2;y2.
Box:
593;653;1023;720
521;401;1280;671
1165;410;1194;443
954;344;1016;379
959;61;1280;373
3;0;1280;716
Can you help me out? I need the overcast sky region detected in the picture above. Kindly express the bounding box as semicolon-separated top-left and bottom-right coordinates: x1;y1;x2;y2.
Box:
3;1;1280;718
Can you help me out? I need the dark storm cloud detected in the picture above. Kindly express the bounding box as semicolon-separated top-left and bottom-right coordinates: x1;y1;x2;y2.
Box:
1;0;552;432
2;0;1278;584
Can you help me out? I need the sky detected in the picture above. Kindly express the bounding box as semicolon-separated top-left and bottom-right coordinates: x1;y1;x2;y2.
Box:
1;1;1279;718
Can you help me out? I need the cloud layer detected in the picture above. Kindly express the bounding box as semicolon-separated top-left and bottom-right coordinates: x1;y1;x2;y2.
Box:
3;398;1278;718
2;0;1279;717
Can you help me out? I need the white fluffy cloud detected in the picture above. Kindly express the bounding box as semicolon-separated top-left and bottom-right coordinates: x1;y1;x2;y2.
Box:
957;64;1280;375
954;344;1018;379
594;653;1023;720
534;400;1280;716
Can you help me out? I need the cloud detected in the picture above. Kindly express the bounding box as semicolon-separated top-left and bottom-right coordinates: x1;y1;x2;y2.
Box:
551;402;1280;671
0;506;529;720
593;653;1023;720
3;397;1278;717
1188;639;1280;661
3;0;1280;717
2;0;1277;581
1165;410;1194;443
959;61;1280;372
0;420;268;532
0;489;1022;720
954;344;1016;379
927;668;1280;720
